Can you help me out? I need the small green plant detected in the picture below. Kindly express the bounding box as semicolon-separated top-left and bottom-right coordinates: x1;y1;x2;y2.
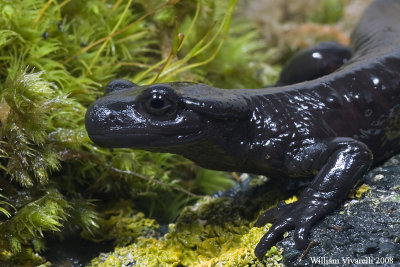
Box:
0;189;69;254
0;189;14;218
1;69;69;186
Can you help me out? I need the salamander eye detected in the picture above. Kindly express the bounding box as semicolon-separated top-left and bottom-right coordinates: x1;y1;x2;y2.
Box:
144;94;175;116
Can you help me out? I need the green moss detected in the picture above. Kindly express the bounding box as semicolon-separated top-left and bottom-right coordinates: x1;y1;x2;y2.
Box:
1;69;69;186
0;189;14;218
87;200;159;246
90;196;284;267
0;189;69;255
192;169;236;195
309;0;345;24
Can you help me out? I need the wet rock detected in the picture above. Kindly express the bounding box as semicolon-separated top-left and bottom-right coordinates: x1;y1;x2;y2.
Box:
279;156;400;266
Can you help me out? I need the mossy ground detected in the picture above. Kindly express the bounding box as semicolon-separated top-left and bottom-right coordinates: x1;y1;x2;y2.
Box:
89;178;293;267
0;0;355;266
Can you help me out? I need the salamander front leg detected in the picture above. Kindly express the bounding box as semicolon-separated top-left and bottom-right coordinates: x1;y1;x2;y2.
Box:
254;138;373;259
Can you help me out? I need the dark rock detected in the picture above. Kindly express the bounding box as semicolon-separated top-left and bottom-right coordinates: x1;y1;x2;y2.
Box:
279;156;400;267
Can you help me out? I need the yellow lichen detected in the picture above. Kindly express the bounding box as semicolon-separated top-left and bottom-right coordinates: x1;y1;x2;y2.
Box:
285;195;298;204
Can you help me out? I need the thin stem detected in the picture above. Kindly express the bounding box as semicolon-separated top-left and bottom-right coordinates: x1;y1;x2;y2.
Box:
57;0;72;9
112;0;124;12
111;167;202;198
34;0;54;24
150;50;175;84
178;0;201;50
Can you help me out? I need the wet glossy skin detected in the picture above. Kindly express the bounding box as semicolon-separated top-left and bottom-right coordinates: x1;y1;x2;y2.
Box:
85;0;400;260
276;41;352;86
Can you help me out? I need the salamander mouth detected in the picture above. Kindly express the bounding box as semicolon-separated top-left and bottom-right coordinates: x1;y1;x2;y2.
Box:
87;129;204;148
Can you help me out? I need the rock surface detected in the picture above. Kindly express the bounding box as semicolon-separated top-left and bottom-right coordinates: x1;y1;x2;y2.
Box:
279;156;400;267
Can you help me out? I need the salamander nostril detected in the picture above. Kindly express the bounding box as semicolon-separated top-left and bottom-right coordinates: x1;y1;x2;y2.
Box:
105;79;138;95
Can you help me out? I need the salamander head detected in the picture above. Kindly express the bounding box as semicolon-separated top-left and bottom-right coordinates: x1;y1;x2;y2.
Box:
85;79;250;150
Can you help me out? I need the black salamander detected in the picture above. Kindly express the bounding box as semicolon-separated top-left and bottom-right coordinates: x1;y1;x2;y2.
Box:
85;0;400;259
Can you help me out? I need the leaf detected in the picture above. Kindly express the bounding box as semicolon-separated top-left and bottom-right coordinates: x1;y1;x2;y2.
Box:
0;30;24;49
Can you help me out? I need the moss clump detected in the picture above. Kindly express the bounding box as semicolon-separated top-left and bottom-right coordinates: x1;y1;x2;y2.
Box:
1;69;70;186
88;200;160;246
0;189;69;258
90;196;284;267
